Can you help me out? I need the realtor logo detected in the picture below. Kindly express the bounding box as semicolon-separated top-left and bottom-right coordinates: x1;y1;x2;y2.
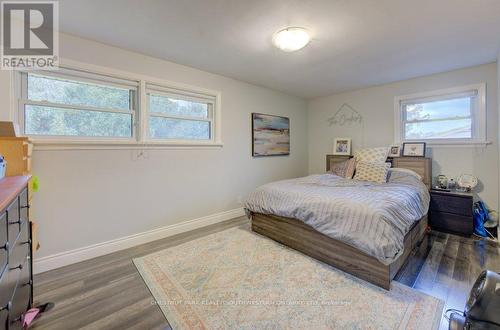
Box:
1;1;59;70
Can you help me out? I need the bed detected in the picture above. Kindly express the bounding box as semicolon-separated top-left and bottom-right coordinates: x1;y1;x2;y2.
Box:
245;155;432;290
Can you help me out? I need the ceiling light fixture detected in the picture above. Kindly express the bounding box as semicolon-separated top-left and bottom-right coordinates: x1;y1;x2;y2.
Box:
272;27;311;52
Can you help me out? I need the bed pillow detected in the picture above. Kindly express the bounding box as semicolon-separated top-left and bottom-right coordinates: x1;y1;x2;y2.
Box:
329;158;356;179
353;161;391;183
353;147;389;163
388;168;422;181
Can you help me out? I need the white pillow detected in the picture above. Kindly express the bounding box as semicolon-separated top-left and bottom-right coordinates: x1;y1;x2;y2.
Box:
388;168;422;181
353;147;389;163
353;161;391;183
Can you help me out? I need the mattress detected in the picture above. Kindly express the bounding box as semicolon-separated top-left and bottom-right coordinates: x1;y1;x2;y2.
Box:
244;171;430;265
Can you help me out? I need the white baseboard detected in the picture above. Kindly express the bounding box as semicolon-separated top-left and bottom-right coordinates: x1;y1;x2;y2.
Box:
34;207;245;274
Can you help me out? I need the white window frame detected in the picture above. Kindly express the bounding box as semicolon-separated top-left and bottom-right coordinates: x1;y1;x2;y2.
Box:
145;83;217;144
394;84;487;146
17;68;139;144
12;59;223;150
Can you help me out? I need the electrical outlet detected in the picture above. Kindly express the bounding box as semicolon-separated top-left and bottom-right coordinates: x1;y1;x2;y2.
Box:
137;150;149;159
132;149;150;161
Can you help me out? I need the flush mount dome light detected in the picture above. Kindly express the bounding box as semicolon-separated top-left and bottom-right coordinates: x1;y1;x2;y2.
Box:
272;27;310;52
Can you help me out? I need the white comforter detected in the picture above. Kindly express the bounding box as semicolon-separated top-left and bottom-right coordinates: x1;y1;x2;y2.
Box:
244;171;430;265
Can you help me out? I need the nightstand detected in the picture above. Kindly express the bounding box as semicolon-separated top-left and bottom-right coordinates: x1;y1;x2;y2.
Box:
429;190;475;236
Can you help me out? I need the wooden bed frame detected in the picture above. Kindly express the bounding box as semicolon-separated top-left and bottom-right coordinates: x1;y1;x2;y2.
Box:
251;155;432;290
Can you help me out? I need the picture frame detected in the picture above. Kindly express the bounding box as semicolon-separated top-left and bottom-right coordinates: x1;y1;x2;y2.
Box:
402;142;426;157
333;138;352;156
388;145;401;157
252;113;290;157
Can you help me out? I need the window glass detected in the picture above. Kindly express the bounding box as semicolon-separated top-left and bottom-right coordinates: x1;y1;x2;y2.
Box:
402;94;477;141
25;105;133;137
405;118;472;139
149;94;208;118
28;74;131;110
23;72;135;139
149;117;210;140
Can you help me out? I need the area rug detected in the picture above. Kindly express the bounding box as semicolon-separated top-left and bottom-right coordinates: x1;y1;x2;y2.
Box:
134;226;444;329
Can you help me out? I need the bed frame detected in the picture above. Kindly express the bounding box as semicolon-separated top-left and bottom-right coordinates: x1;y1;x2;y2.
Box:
251;155;432;290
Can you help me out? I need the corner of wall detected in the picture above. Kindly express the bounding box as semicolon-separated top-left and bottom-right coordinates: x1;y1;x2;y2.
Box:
306;98;314;175
0;70;13;121
497;51;500;212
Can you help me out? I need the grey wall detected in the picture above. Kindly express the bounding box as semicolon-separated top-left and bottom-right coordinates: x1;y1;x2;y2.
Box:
0;33;309;259
308;63;498;210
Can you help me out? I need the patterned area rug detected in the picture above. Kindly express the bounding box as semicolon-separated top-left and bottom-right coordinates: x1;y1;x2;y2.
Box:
134;226;444;329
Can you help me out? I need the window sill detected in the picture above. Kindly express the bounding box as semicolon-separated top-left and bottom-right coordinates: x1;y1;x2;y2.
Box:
32;140;224;151
400;140;492;147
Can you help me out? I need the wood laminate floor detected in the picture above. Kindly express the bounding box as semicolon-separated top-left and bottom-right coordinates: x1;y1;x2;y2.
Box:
32;217;500;330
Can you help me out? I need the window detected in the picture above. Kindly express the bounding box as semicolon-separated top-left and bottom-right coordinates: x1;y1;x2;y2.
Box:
19;69;138;140
395;84;486;145
15;64;222;147
146;84;215;141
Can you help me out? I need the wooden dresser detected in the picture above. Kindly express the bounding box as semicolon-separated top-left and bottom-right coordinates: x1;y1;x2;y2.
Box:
0;137;33;200
0;176;33;330
0;136;37;253
429;190;474;236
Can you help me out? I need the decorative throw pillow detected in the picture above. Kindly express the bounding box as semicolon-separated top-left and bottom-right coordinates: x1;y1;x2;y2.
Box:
353;147;389;163
353;161;391;183
329;158;356;178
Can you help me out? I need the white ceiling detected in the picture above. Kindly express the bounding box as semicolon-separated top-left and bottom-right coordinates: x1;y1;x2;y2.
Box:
59;0;500;98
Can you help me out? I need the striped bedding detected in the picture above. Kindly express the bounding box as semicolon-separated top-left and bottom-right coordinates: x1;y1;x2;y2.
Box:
244;171;430;265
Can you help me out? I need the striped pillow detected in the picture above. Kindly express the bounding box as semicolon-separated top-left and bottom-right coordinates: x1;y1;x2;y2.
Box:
353;147;389;163
353;161;391;183
329;158;356;179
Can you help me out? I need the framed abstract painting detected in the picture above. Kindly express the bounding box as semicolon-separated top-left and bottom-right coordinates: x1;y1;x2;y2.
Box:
252;113;290;157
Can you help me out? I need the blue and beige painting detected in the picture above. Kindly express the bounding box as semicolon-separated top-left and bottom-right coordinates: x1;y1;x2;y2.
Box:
253;113;290;156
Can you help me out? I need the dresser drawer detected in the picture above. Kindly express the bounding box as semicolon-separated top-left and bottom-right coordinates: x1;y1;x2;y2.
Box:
7;198;20;248
15;218;29;253
19;188;28;224
17;250;31;291
0;265;17;314
430;193;472;216
8;257;31;328
429;212;473;236
0;178;32;330
0;212;7;276
9;224;29;273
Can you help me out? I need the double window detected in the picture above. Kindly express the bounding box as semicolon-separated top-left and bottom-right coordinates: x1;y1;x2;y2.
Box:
16;66;221;146
395;84;486;145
